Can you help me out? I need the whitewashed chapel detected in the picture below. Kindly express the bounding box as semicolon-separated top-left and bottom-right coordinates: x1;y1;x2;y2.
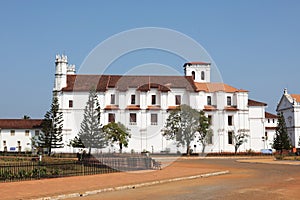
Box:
54;55;276;153
277;89;300;148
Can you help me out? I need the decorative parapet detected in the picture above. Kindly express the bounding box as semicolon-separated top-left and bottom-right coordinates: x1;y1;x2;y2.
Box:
55;54;68;63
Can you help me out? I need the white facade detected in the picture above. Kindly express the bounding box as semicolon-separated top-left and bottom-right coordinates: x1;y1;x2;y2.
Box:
54;55;274;153
277;89;300;148
264;112;278;149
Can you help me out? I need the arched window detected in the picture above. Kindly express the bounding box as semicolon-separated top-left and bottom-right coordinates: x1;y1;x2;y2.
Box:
192;71;195;80
201;71;205;80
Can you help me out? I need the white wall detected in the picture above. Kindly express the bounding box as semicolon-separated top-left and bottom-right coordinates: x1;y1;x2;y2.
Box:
0;129;40;152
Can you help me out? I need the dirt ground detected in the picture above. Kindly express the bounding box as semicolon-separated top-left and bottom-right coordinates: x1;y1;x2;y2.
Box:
0;157;220;200
1;157;300;200
68;158;300;200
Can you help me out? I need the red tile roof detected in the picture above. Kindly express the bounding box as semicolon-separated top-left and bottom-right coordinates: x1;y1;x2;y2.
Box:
248;99;267;107
62;75;197;92
126;105;141;110
147;105;161;110
265;112;277;119
290;94;300;103
224;106;239;111
167;106;180;111
203;105;217;111
104;105;119;110
0;119;42;129
137;83;170;92
194;82;247;93
61;74;250;104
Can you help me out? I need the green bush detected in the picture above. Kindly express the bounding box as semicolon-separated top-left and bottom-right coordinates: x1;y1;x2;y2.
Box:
0;170;13;180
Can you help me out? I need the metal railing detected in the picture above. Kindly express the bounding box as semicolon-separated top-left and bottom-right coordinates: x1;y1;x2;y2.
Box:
0;155;152;182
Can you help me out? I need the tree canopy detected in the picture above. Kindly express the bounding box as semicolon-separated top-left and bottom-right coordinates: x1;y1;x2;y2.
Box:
23;115;31;119
103;122;131;153
233;130;249;154
38;94;64;155
163;104;203;155
77;88;107;154
68;136;85;149
273;112;291;154
197;110;212;155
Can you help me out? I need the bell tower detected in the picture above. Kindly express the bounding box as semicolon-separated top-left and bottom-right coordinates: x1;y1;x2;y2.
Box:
184;62;211;83
54;54;69;91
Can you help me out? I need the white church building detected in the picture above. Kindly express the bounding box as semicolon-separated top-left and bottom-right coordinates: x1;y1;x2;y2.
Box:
277;89;300;148
53;54;277;154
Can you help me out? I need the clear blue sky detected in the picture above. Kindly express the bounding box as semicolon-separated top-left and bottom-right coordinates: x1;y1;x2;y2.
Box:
0;0;300;118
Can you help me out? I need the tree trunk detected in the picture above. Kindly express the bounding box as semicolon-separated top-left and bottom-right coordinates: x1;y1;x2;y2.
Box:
48;146;52;156
186;146;190;155
201;143;206;156
186;142;191;155
234;145;238;154
119;142;123;153
88;147;91;155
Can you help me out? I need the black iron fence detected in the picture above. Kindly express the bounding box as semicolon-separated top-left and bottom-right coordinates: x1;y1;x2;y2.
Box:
0;155;153;182
87;153;152;171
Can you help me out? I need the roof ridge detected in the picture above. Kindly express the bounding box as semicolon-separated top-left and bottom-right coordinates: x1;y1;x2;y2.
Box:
248;99;267;106
265;111;278;118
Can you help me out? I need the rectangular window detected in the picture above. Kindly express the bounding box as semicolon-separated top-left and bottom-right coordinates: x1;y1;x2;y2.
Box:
208;115;212;125
208;133;213;145
108;113;115;123
228;131;233;144
151;95;156;105
130;113;137;125
10;130;15;136
175;95;181;105
227;96;232;106
151;114;158;125
110;94;115;104
35;130;40;136
207;96;212;105
69;100;73;108
268;119;270;123
273;119;275;123
228;116;233;126
17;141;21;152
25;130;30;136
131;94;136;105
3;141;7;152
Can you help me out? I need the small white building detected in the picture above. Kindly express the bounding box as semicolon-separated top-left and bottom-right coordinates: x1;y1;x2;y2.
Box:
0;119;42;152
264;112;278;149
277;89;300;148
53;55;275;153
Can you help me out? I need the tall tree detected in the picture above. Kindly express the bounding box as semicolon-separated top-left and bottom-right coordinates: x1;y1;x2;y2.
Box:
233;130;249;154
273;112;291;154
77;88;107;154
103;122;131;153
68;136;85;148
197;110;212;155
38;94;64;155
163;104;199;155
